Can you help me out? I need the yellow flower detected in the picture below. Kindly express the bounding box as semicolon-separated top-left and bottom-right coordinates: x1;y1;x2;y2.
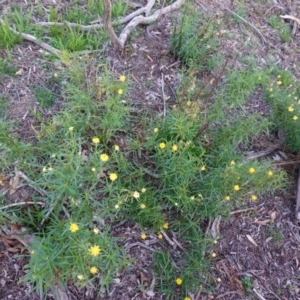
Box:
91;167;96;172
216;278;222;282
118;89;123;95
140;233;147;240
211;252;217;257
114;144;120;151
175;278;183;285
154;128;159;133
288;106;294;112
109;173;118;181
115;204;119;209
251;195;257;201
90;266;98;274
230;160;235;165
53;72;58;78
42;167;47;172
233;185;240;191
225;196;230;201
162;222;169;229
184;297;191;300
89;245;101;257
159;142;166;149
133;191;140;199
140;203;146;209
190;196;195;200
92;137;100;144
141;188;146;193
172;144;178;152
277;75;281;79
68;126;74;132
277;81;282;85
293;115;298;120
158;233;163;239
248;167;255;174
100;153;109;162
77;275;84;280
119;75;126;82
48;167;53;171
200;165;206;171
93;228;99;234
267;170;273;176
69;223;79;233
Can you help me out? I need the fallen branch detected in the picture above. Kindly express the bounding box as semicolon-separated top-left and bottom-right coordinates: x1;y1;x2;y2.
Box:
223;7;266;44
0;201;45;211
103;0;123;50
119;0;185;48
280;15;300;26
295;166;300;221
0;18;61;57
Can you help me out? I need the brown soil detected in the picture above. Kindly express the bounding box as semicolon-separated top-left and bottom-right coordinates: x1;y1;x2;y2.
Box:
1;0;300;299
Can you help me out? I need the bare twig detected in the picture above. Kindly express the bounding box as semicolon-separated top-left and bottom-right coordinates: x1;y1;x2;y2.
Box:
230;207;258;215
295;166;300;221
119;0;185;48
0;201;45;210
245;144;280;160
280;15;300;26
126;241;159;252
223;8;267;44
160;229;175;246
0;18;61;57
161;74;167;117
252;288;267;300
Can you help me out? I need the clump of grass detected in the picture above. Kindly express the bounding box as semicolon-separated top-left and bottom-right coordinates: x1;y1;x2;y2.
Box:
171;3;220;71
268;15;292;42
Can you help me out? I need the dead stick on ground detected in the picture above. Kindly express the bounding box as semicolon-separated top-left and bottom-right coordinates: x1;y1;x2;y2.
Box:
0;201;45;210
0;18;60;57
280;15;300;26
230;207;258;215
295;166;300;221
118;0;185;48
223;8;267;44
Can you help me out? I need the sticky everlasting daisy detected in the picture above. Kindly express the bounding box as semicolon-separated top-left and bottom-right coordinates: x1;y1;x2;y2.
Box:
100;153;109;162
248;167;255;174
251;195;257;201
89;245;101;257
109;173;118;181
162;222;169;229
159;142;166;149
233;185;240;191
132;191;140;199
119;75;126;82
90;266;98;274
92;137;100;144
172;144;178;152
69;223;79;233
